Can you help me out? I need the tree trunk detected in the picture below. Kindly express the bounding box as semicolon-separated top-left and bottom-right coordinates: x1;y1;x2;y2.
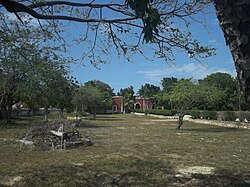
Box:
59;108;64;118
214;0;250;105
90;106;96;120
44;107;48;121
0;104;12;123
176;113;185;130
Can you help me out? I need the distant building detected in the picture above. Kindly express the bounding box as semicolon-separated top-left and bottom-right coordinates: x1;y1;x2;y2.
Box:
112;96;124;113
112;96;156;113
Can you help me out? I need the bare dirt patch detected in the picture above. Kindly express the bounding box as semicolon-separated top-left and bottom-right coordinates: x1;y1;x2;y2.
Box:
4;176;22;186
178;166;215;176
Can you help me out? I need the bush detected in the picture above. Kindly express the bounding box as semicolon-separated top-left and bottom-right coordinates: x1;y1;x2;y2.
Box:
202;111;217;120
190;110;201;119
190;110;217;120
133;109;144;113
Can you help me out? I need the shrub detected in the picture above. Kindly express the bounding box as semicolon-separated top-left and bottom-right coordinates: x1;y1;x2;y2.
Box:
134;109;144;113
202;111;217;120
190;110;217;120
190;110;201;119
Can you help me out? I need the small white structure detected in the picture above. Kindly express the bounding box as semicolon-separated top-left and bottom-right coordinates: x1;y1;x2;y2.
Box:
51;125;64;137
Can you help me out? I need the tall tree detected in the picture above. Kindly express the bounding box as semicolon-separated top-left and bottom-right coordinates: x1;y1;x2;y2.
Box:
0;13;71;122
72;84;107;118
84;80;114;112
168;79;206;129
161;77;178;94
137;83;160;98
0;21;42;122
22;58;72;120
200;72;238;110
85;80;114;99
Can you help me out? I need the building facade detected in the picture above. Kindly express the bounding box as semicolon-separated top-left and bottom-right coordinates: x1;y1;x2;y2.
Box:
112;96;156;113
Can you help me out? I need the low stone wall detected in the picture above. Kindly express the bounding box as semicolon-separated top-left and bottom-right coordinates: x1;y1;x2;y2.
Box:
133;112;178;119
132;112;250;129
186;118;250;129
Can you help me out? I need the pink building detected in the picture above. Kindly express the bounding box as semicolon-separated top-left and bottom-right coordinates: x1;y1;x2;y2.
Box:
112;96;156;113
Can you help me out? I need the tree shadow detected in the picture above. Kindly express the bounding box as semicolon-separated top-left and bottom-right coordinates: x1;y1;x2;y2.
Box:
77;122;110;129
189;169;250;187
180;127;244;133
15;158;175;186
0;120;31;129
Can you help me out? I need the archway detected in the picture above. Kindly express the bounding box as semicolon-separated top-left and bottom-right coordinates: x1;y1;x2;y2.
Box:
135;103;141;109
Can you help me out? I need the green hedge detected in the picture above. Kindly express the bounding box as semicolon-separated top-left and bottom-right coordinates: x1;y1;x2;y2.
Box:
133;109;178;116
190;110;217;120
133;109;144;113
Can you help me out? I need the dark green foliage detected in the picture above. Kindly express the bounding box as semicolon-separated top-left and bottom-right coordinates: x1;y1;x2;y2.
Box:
200;73;240;111
84;80;115;112
126;0;161;42
203;110;217;120
137;83;160;98
161;77;178;94
190;110;217;120
190;110;201;119
85;80;115;98
134;109;144;113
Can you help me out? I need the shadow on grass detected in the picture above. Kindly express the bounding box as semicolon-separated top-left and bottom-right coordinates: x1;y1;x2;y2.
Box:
77;122;111;129
0;120;31;129
1;158;250;186
13;159;175;186
180;127;244;133
188;169;250;187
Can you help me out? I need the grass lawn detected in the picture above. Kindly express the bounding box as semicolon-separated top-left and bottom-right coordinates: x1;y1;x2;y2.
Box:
0;114;250;186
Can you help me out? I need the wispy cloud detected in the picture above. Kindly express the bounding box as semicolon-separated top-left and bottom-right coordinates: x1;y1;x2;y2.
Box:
208;39;217;44
137;63;236;83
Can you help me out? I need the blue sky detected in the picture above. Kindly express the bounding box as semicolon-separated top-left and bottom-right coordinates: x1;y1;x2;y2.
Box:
67;5;236;94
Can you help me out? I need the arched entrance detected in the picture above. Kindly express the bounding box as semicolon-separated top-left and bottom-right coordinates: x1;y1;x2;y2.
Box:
112;105;117;111
135;103;141;109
